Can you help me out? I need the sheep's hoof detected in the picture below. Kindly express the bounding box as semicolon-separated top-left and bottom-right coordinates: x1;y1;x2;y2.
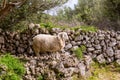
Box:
36;53;40;57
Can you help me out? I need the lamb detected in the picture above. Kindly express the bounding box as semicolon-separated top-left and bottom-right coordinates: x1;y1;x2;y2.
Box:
32;32;69;56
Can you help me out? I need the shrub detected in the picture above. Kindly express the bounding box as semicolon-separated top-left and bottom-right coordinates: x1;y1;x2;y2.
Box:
38;75;44;80
73;45;86;59
71;26;98;32
0;54;25;80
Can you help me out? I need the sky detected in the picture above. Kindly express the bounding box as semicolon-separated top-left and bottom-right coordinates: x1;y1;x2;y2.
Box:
44;0;78;16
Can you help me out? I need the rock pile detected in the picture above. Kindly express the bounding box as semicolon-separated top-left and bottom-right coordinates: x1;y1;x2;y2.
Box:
21;53;91;80
0;25;120;79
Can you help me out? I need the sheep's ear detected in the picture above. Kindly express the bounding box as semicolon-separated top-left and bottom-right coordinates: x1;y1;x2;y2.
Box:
58;33;63;39
57;34;62;40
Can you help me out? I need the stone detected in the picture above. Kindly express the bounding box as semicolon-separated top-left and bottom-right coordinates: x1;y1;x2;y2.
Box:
75;35;83;41
71;41;77;46
28;23;35;29
72;46;79;51
78;62;86;76
96;54;106;63
87;47;95;52
52;28;61;33
117;35;120;40
94;45;101;50
84;36;90;41
100;40;105;46
115;50;120;59
109;42;117;47
35;24;40;28
0;36;4;44
15;41;19;46
116;59;120;65
86;43;92;48
106;47;114;57
84;55;92;69
17;47;25;53
65;43;72;50
26;67;31;75
94;40;100;44
30;65;36;75
15;34;20;40
30;59;37;65
106;57;113;63
98;34;105;40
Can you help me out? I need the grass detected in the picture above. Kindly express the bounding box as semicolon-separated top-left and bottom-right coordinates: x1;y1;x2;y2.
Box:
40;22;98;32
73;45;86;59
38;75;44;80
87;62;120;80
70;26;98;32
0;54;25;80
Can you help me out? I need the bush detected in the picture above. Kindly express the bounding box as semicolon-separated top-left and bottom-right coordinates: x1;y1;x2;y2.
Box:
73;45;86;59
0;54;25;80
71;26;98;32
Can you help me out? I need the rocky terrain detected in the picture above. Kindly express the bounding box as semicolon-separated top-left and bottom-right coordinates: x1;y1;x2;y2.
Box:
0;25;120;80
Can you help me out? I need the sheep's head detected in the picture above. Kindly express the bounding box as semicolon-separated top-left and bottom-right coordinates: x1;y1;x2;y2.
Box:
58;32;69;41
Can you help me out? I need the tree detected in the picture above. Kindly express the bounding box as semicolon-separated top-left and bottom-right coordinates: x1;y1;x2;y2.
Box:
0;0;67;30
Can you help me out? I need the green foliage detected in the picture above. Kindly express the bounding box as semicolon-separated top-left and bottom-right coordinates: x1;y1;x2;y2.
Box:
88;61;120;80
38;75;44;80
0;54;25;80
73;45;86;59
57;0;120;30
71;26;98;32
0;0;68;31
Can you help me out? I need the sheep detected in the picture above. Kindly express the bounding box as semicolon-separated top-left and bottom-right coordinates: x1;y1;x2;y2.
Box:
32;32;69;56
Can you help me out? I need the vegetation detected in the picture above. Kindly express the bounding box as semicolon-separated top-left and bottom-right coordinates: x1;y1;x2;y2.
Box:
70;26;98;32
73;45;86;59
38;75;44;80
0;0;68;30
0;54;25;80
87;62;120;80
57;0;120;31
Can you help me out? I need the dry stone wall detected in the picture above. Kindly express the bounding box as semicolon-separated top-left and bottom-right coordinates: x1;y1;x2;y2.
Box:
0;27;120;64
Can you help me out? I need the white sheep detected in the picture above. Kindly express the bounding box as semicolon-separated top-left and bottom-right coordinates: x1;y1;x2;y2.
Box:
32;32;69;56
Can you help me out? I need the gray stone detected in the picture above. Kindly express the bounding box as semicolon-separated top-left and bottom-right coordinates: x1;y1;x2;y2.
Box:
30;59;37;65
28;23;35;29
117;35;120;40
34;24;40;28
109;42;117;47
75;35;83;41
115;50;120;59
93;50;101;54
106;47;114;57
98;34;105;40
96;54;106;63
71;41;77;46
84;36;90;41
94;40;100;44
87;47;95;52
116;59;120;65
94;45;101;50
84;55;92;69
0;36;4;44
100;40;105;46
72;46;79;51
65;43;72;50
76;41;81;45
17;47;25;53
86;43;92;47
78;62;86;76
52;28;61;33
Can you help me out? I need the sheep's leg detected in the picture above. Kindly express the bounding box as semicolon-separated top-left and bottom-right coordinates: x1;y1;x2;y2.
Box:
35;51;40;57
33;46;40;57
61;49;65;53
